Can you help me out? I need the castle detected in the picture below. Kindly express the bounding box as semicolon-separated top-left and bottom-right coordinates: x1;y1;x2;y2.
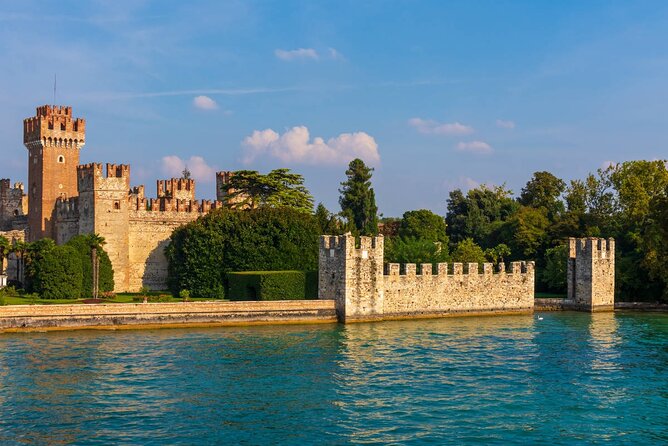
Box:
0;105;236;292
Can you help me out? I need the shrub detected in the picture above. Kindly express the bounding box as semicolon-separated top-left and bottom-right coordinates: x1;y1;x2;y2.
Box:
33;245;83;299
227;271;316;301
166;207;320;298
542;244;568;293
179;289;191;301
65;235;114;297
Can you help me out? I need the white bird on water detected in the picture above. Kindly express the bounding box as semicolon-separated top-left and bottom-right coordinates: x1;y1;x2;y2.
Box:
537;316;544;321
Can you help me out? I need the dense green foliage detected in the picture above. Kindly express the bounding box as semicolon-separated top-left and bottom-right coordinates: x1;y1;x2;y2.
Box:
314;202;343;235
440;160;668;300
221;168;314;212
227;271;317;301
542;244;568;293
339;158;379;236
0;236;9;274
32;245;83;299
385;237;449;265
65;234;114;297
451;238;487;265
166;207;320;298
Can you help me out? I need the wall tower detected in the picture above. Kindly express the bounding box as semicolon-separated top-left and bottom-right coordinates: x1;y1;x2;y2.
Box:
23;105;85;241
319;234;385;322
567;237;615;312
77;163;131;291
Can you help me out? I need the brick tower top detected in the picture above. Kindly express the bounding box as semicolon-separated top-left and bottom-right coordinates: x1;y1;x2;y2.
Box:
23;105;86;149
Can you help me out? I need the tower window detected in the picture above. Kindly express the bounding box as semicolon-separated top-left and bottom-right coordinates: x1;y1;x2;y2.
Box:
113;201;121;210
57;155;65;163
60;123;66;131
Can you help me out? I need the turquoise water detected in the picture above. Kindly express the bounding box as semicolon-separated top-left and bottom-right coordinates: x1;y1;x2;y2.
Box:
0;312;666;445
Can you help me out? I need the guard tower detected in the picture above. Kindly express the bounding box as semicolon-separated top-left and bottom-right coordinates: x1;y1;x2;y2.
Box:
23;105;85;241
567;237;615;312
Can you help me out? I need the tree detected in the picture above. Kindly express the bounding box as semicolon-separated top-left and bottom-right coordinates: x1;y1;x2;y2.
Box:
24;238;56;293
339;158;379;236
498;206;550;258
398;209;448;245
446;184;518;247
542;244;568;293
33;245;83;299
384;237;449;265
519;171;566;219
166;207;321;299
314;203;342;235
451;238;486;265
0;236;9;275
66;234;114;298
182;166;191;180
222;169;313;213
484;244;511;266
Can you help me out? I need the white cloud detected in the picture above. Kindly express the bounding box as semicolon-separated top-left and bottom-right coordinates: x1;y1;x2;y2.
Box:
408;118;474;135
192;95;218;110
496;119;515;129
242;126;380;166
327;47;345;60
161;155;217;183
456;141;493;154
275;48;319;61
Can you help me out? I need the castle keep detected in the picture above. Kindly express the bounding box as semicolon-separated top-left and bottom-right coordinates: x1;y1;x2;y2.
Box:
0;105;237;292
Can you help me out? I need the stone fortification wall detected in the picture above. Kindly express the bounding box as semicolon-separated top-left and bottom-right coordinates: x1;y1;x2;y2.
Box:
383;261;534;317
567;237;615;311
319;234;535;322
0;300;337;331
128;210;202;292
0;180;28;230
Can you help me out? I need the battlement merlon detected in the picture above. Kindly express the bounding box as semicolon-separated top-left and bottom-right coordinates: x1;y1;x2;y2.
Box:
23;105;86;146
54;197;79;219
569;237;615;260
77;163;131;191
319;234;384;257
157;178;196;200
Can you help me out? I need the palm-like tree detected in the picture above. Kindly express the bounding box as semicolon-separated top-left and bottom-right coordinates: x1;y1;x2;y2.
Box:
0;236;10;275
11;240;28;287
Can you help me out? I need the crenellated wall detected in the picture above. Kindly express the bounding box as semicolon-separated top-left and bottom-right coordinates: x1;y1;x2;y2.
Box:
319;234;535;322
0;179;28;231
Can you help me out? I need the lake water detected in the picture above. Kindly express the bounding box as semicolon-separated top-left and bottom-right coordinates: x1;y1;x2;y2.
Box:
0;312;666;445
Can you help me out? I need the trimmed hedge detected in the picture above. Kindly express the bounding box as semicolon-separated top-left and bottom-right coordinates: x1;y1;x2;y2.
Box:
227;271;318;301
33;245;83;299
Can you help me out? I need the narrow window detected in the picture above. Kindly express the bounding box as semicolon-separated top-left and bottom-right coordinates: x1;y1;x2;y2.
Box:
114;201;121;210
57;155;65;163
60;122;66;131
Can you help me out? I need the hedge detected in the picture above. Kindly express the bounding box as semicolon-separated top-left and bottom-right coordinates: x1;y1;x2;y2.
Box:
33;245;83;299
227;271;318;301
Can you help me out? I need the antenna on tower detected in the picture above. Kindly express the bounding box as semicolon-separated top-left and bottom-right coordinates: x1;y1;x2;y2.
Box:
53;74;57;105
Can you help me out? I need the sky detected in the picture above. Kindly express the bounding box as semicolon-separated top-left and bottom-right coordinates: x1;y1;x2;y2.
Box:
1;0;667;216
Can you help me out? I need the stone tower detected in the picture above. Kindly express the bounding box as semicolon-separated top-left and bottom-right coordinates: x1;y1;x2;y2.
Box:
567;237;615;312
77;163;131;291
24;105;85;241
319;234;384;322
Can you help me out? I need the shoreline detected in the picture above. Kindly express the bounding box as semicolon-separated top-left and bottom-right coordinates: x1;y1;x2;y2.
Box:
0;299;665;333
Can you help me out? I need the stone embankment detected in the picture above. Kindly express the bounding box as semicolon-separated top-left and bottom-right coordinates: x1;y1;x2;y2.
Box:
0;300;337;332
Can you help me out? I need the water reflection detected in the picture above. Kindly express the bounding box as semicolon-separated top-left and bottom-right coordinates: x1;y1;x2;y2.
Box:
0;314;666;445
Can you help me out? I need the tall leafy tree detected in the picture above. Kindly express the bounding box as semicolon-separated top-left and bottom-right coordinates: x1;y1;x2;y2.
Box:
222;168;314;213
446;184;518;247
314;203;342;235
398;209;449;244
339;158;379;236
519;171;566;218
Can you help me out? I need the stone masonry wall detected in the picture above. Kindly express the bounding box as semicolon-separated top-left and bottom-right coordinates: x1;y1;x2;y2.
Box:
383;261;534;317
128;210;201;292
320;234;535;322
567;237;615;311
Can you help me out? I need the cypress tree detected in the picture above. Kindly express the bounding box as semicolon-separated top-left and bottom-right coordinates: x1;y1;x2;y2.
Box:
338;158;379;236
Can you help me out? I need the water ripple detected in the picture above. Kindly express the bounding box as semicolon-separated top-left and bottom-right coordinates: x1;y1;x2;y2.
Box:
0;313;666;445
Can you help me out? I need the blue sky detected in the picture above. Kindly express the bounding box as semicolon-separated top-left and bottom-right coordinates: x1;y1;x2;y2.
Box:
1;1;667;216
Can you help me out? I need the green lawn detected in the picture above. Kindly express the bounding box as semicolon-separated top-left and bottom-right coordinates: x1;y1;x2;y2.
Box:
1;292;224;306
